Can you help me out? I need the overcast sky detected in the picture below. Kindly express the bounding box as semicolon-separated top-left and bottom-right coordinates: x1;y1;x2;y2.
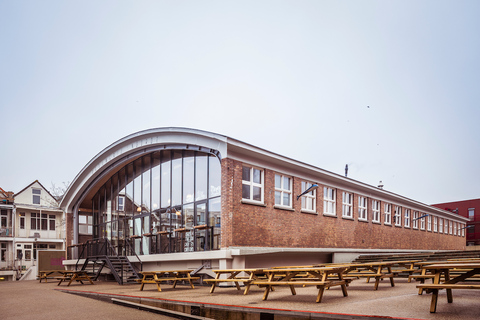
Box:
1;1;479;205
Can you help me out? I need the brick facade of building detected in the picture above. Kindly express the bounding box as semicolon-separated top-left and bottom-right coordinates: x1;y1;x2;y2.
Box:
222;158;465;251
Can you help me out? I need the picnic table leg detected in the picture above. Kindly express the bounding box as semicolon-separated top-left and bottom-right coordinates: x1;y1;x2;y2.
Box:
338;274;348;297
289;285;296;296
209;283;216;293
316;286;325;303
374;277;380;290
187;275;195;289
67;274;76;286
388;267;395;287
430;289;439;313
444;270;453;303
262;285;271;300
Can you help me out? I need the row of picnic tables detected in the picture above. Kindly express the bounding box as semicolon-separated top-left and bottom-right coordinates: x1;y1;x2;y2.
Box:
134;259;480;313
39;258;480;313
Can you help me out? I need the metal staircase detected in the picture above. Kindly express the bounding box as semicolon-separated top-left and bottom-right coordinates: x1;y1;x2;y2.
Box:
76;239;142;285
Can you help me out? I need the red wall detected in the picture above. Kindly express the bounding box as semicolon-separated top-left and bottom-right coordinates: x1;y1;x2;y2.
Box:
432;199;480;245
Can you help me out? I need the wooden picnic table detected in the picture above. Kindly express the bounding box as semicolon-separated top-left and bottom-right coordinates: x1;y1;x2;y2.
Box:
38;270;65;283
253;266;348;303
56;270;94;286
137;269;199;292
416;263;480;313
339;261;396;290
204;268;265;295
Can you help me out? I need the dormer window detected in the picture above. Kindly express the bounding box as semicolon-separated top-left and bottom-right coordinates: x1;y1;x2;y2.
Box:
32;189;41;204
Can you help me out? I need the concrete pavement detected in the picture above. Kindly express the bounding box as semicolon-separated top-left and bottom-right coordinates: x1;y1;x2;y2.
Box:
1;277;480;320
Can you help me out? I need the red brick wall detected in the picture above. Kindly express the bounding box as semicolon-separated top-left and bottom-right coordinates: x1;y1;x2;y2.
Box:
221;158;465;251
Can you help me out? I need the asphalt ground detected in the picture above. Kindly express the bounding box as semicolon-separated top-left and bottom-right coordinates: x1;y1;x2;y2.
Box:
1;277;480;320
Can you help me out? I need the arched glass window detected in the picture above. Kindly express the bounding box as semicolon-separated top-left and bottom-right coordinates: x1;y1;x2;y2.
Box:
92;149;221;255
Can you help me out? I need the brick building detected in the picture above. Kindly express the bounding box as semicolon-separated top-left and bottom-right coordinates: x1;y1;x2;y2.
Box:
60;128;468;274
432;199;480;246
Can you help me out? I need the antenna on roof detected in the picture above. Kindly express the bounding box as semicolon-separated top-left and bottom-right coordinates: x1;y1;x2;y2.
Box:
378;181;384;189
345;164;348;177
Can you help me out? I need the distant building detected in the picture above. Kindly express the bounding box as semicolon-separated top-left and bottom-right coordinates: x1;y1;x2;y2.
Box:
60;128;468;280
0;188;14;279
0;181;65;280
432;199;480;246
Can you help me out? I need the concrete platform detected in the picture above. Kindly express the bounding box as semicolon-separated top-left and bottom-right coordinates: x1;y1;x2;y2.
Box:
1;278;480;320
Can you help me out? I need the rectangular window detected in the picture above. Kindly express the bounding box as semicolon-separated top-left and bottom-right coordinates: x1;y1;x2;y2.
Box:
404;209;410;228
1;243;6;262
427;215;432;231
439;218;443;233
0;210;7;228
49;215;56;231
413;211;419;229
358;196;368;221
342;192;353;218
384;204;391;225
372;200;380;223
242;166;264;203
468;208;475;220
433;216;438;232
20;212;25;229
41;214;48;230
420;214;426;230
323;187;336;216
454;222;457;235
79;214;93;235
301;181;316;213
117;196;125;211
394;206;401;227
31;213;38;230
274;174;292;208
449;220;453;234
32;188;41;204
445;219;449;234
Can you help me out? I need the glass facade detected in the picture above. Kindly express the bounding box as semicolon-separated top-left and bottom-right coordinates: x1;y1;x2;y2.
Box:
91;149;221;255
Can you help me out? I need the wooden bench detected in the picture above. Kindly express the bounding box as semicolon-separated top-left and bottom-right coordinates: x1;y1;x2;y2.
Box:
253;280;348;303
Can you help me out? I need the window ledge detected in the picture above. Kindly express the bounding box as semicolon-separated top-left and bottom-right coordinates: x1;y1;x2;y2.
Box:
372;221;381;225
241;199;266;207
301;209;317;215
323;213;337;218
358;218;368;223
342;216;354;221
384;223;392;226
274;205;294;211
395;224;402;228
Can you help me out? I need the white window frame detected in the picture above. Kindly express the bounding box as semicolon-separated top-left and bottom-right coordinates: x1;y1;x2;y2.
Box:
454;222;457;235
413;211;419;229
342;192;353;219
274;174;292;208
32;188;41;205
394;206;402;227
300;181;316;213
462;224;465;237
323;187;336;216
439;218;443;233
384;204;392;225
445;219;449;234
358;196;368;221
117;196;125;211
427;215;432;231
468;208;475;220
242;165;264;204
404;209;410;228
433;216;438;232
449;220;453;234
372;200;380;223
420;214;426;230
